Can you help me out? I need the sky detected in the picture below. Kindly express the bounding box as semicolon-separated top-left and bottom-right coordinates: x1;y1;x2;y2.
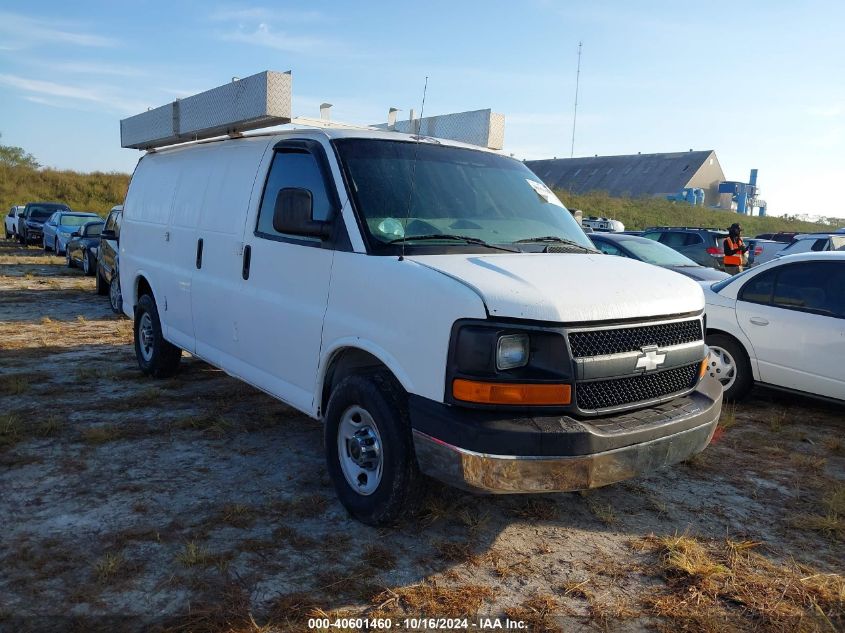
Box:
1;1;843;218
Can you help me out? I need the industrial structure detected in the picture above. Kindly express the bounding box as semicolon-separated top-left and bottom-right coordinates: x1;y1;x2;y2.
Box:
526;151;767;215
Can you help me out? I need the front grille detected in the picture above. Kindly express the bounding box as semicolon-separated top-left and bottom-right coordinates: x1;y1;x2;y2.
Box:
576;362;699;411
568;319;702;358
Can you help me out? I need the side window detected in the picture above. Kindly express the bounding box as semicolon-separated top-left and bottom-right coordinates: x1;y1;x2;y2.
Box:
772;263;835;316
594;241;623;256
659;232;690;248
113;213;122;238
810;239;828;252
48;212;58;225
739;269;776;305
256;150;334;240
641;232;661;242
104;213;116;233
684;233;703;246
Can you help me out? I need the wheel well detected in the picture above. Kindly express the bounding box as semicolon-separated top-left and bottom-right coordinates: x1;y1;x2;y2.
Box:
320;348;395;417
705;328;752;361
135;276;152;308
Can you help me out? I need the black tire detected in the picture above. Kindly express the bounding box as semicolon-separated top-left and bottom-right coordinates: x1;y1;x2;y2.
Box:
54;238;61;255
109;275;122;314
324;372;421;526
705;333;753;402
134;294;182;378
18;231;26;245
43;237;51;252
96;269;109;295
4;229;9;240
66;251;74;268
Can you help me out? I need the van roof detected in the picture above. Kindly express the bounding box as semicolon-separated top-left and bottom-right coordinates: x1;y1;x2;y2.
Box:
146;126;502;156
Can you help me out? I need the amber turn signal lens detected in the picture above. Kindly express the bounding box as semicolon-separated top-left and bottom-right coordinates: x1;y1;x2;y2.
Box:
453;379;571;405
699;357;709;379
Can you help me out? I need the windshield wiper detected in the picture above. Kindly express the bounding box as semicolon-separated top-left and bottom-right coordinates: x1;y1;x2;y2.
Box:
512;236;598;252
387;234;518;252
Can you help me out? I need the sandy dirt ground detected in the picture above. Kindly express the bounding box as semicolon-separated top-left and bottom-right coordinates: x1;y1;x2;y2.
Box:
0;239;843;633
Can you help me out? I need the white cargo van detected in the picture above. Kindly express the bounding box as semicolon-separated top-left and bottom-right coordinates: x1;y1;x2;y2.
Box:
120;127;722;524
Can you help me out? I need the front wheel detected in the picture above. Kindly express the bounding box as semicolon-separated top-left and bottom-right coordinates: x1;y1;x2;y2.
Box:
134;294;182;378
324;372;421;526
96;269;108;295
43;237;51;252
18;231;26;245
705;333;753;402
66;250;74;268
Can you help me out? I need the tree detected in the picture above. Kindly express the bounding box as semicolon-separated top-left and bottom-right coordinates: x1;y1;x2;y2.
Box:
0;133;40;169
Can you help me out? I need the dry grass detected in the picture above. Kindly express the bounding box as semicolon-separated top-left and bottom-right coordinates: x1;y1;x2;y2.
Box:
509;497;558;521
218;503;257;529
790;453;828;473
93;552;126;583
362;543;397;570
717;402;738;431
505;593;567;632
586;497;618;526
0;412;64;448
80;424;131;444
371;582;494;619
487;549;533;579
0;373;30;396
822;436;844;455
636;534;844;631
789;485;845;540
176;541;213;567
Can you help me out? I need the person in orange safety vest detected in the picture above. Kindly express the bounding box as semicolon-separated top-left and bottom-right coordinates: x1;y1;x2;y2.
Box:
723;222;748;274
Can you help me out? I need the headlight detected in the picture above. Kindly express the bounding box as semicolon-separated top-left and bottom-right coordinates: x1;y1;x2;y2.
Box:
496;334;529;370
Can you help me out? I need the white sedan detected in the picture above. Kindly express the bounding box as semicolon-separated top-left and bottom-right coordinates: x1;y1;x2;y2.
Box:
701;251;845;402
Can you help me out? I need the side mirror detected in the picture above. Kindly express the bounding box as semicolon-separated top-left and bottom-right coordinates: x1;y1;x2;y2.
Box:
71;231;80;237
272;188;331;240
100;229;116;239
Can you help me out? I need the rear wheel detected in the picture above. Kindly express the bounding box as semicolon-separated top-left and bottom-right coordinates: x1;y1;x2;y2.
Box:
134;294;181;378
109;275;122;314
705;333;752;402
83;252;96;276
54;238;61;255
324;372;421;526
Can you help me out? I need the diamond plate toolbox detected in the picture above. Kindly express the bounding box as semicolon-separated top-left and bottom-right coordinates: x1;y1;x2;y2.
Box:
120;71;292;149
375;109;505;150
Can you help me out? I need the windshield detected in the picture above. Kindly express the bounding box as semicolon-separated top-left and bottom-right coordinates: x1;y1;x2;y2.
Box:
60;215;95;227
333;138;592;252
617;238;699;266
710;268;753;292
29;210;53;220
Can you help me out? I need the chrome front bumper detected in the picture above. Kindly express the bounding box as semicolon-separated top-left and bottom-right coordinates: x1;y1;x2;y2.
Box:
413;376;722;494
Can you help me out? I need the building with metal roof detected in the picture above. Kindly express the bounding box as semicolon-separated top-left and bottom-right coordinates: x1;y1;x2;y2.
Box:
525;150;726;206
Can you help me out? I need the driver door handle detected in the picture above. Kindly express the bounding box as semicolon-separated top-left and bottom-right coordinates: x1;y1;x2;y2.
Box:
749;317;769;326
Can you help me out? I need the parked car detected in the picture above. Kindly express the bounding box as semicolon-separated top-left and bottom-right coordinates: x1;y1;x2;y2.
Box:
120;127;722;525
96;205;122;313
775;233;845;258
754;232;797;243
17;202;71;245
590;232;730;281
42;211;100;254
702;252;845;402
641;227;730;270
5;205;24;239
65;220;105;274
582;216;624;232
745;238;787;266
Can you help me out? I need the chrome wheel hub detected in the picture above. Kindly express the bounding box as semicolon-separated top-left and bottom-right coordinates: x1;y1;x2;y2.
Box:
337;406;383;496
707;346;737;391
138;313;155;362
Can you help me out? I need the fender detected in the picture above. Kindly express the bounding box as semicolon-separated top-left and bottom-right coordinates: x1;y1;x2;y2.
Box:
315;337;416;417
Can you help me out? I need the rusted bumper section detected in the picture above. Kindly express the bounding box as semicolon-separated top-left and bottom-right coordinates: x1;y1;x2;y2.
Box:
412;377;722;493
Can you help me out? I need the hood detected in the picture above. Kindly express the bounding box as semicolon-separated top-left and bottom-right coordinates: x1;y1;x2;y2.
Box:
667;265;730;282
409;253;704;322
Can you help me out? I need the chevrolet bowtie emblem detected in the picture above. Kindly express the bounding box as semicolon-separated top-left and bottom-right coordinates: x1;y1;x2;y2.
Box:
635;346;666;371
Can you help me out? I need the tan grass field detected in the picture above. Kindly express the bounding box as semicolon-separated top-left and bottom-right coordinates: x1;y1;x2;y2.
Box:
0;239;842;632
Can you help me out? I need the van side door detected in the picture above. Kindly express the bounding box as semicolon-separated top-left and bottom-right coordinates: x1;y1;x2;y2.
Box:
191;138;271;367
232;140;343;413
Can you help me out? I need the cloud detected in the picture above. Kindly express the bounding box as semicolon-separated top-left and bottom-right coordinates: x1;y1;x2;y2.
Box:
806;104;843;118
0;11;116;48
209;6;322;23
0;73;148;114
47;61;147;77
218;22;344;55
